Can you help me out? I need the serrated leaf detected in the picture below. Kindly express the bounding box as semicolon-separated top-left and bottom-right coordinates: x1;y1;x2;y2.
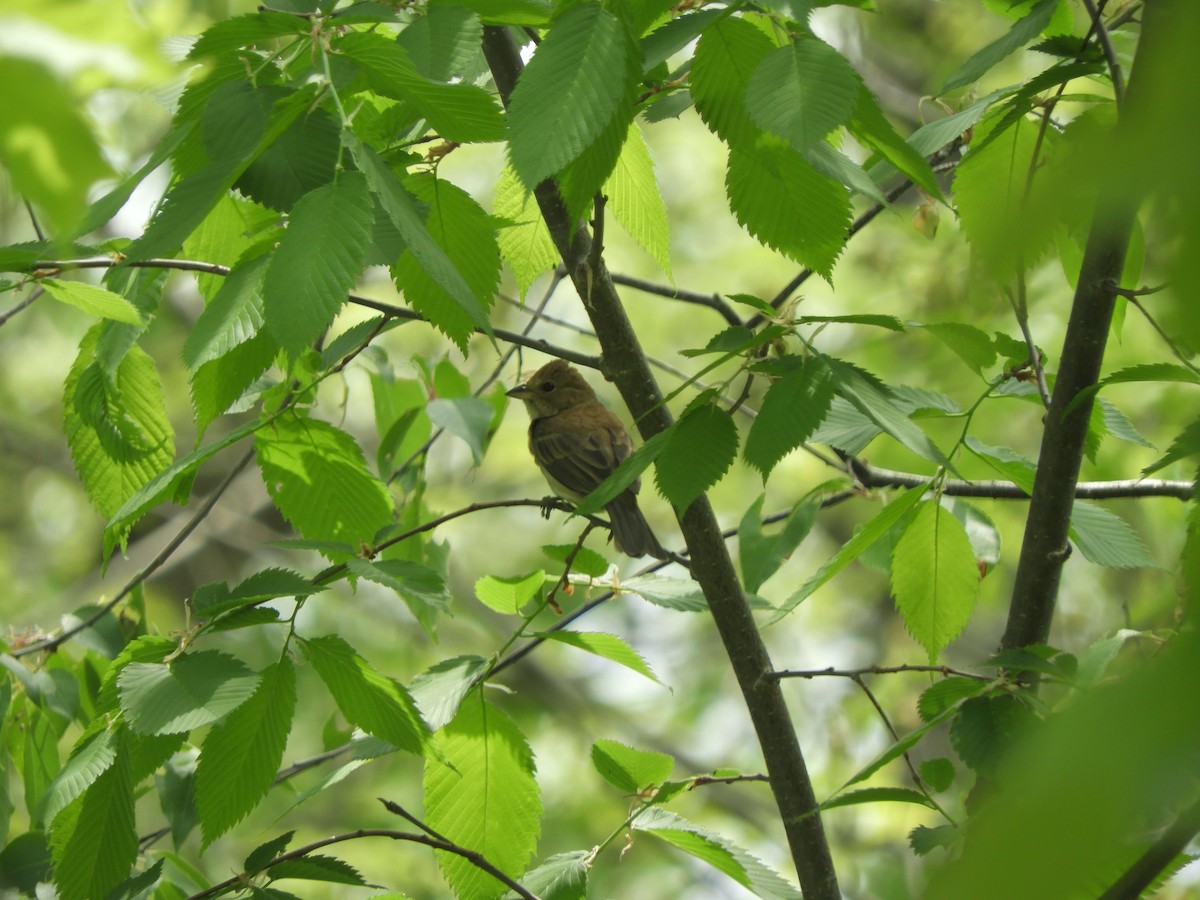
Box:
347;133;490;337
910;824;960;856
255;413;394;550
744;357;835;478
1144;419;1200;475
691;17;776;150
574;429;672;517
246;831;295;872
494;165;560;299
633;808;802;899
183;254;271;370
393;174;500;350
537;631;663;685
949;694;1034;777
891;500;981;662
540;544;609;578
304;635;430;755
475;570;545;614
746;39;860;152
40;279;143;325
591;739;673;793
653;403;737;512
726;138;850;280
410;656;490;732
345;557;450;635
922;322;997;375
1068;501;1156;569
195;660;296;847
37;728;118;828
118;651;261;736
604;123;672;277
555;99;633;221
54;730;136;900
64;327;175;520
739;496;819;593
770;485;928;623
427;397;495;464
640;8;724;72
507;2;633;188
187;11;311;59
336;31;505;142
941;0;1059;94
620;574;709;612
398;4;483;81
964;436;1036;494
504;851;588;900
262;174;372;357
820;786;936;811
843;702;960;790
849;87;945;201
268;855;366;886
424;692;541;900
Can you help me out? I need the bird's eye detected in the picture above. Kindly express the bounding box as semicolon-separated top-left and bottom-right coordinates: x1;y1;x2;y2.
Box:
540;381;555;392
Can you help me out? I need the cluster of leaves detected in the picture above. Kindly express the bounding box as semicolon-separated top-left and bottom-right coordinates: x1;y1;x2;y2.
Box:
1;0;1198;898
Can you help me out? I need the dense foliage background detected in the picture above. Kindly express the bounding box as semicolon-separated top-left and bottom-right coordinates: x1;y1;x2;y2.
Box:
2;0;1198;897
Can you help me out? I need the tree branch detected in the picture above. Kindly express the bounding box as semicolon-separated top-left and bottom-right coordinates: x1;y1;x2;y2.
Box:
185;828;539;900
1097;790;1200;900
1002;4;1167;653
482;25;840;899
609;272;743;326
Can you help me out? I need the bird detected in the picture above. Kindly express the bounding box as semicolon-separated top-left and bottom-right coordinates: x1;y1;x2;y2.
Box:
506;360;668;560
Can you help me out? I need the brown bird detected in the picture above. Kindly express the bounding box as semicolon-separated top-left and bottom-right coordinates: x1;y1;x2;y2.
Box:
507;360;668;560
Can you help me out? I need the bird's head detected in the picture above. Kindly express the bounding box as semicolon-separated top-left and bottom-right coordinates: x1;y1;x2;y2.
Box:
506;360;598;418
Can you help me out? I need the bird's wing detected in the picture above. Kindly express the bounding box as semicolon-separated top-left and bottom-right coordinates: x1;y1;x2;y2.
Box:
530;411;634;499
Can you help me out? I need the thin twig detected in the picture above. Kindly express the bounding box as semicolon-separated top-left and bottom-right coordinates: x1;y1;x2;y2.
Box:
1081;0;1126;105
771;664;991;682
0;287;43;328
185;828;540;900
610;273;742;326
13;448;257;658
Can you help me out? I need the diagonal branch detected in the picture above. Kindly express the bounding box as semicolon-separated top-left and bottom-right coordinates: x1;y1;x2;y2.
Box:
481;26;840;899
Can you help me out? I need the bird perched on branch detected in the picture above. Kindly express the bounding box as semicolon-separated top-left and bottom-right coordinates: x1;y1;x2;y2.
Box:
507;360;668;560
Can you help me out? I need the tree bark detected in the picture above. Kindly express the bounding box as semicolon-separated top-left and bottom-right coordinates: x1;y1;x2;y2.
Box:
482;25;842;900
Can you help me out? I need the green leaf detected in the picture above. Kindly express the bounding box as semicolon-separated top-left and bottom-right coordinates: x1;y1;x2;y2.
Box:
255;413;394;551
393;174;500;350
268;855;366;886
633;808;802;899
303;635;431;755
640;8;724;72
192;567;321;619
620;574;709;612
424;692;542;900
653;403;738;512
739;496;819;593
0;57;113;232
843;702;960;789
848;87;945;201
246;831;295;873
917;676;990;723
118;651;261;736
691;17;776;150
53;731;136;900
186;11;311;59
820;786;936;811
442;0;552;26
183;252;270;370
573;429;672;518
604;123;672;277
591;739;674;793
540;544;610;578
1069;502;1156;569
941;0;1059;94
262;174;373;357
910;823;960;856
826;358;950;468
555;99;634;221
494;165;560;299
536;632;664;685
336;31;505;142
744;357;835;478
344;557;451;635
237;107;340;213
950;694;1035;777
475;571;546;614
64;327;175;520
347;132;490;337
427;397;495;464
964;437;1036;494
504;851;588;900
921;757;956;792
891;501;981;662
922;322;997;375
410;655;490;732
746;39;860;152
40;279;143;325
398;4;483;81
771;485;928;623
726;138;850;280
125;86;315;261
506;2;634;188
194;660;296;847
1144;419;1200;475
37;727;118;829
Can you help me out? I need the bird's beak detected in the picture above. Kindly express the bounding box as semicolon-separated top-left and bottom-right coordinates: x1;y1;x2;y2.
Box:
506;383;531;399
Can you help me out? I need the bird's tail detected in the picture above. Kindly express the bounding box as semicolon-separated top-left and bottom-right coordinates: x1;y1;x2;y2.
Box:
606;495;668;560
